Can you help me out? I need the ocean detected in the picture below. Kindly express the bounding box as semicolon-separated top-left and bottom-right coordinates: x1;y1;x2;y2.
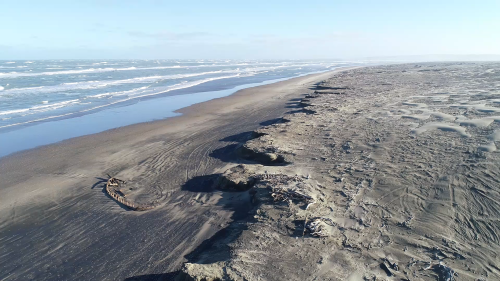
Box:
0;60;362;156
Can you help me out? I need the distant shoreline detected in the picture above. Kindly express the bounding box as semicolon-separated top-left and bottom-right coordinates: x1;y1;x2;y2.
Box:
0;67;356;158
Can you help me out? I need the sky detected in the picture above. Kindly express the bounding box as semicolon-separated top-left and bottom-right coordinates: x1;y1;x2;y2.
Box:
0;0;499;60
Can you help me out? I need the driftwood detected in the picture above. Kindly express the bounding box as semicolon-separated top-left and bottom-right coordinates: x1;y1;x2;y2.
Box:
270;186;316;209
271;187;313;202
258;174;317;210
105;176;156;211
423;262;455;281
305;217;335;237
302;217;308;237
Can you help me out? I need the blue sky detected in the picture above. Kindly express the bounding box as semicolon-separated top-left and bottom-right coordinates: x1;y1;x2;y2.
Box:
0;0;499;59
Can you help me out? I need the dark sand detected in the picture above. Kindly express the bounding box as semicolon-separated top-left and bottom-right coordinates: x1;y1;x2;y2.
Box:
0;69;350;280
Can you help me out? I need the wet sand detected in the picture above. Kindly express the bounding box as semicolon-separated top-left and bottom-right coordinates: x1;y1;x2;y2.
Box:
0;69;350;280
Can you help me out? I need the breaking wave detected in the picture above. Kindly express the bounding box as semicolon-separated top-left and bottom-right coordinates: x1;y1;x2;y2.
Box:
0;73;248;129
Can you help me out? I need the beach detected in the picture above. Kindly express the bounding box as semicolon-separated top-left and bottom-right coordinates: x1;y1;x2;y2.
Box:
0;69;346;280
2;62;500;281
0;60;357;157
180;62;500;281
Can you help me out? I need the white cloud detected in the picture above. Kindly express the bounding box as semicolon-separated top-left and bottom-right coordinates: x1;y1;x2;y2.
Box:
127;31;210;41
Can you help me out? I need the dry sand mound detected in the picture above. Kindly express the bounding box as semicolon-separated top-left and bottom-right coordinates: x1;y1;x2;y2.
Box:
180;62;500;281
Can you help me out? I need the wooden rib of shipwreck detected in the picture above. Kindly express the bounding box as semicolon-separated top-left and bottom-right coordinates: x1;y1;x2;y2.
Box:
105;177;157;211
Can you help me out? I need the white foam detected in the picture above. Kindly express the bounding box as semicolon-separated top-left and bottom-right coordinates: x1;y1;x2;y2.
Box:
0;62;347;128
0;65;227;78
0;108;30;116
1;63;316;95
88;73;248;101
0;70;232;95
0;62;323;79
87;86;150;99
0;73;249;129
0;99;82;115
0;67;138;78
0;86;4;91
127;73;244;100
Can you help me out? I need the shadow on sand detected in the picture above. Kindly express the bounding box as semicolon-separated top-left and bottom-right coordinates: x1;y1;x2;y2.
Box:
124;271;180;281
124;115;298;280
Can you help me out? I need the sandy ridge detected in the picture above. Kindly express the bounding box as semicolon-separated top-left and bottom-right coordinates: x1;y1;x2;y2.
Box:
179;62;500;281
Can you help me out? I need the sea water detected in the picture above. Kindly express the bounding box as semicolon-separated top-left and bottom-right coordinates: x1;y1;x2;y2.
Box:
0;60;362;157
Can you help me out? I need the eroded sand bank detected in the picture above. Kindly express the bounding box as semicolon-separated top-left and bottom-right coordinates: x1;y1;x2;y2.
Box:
179;62;500;281
0;69;349;281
